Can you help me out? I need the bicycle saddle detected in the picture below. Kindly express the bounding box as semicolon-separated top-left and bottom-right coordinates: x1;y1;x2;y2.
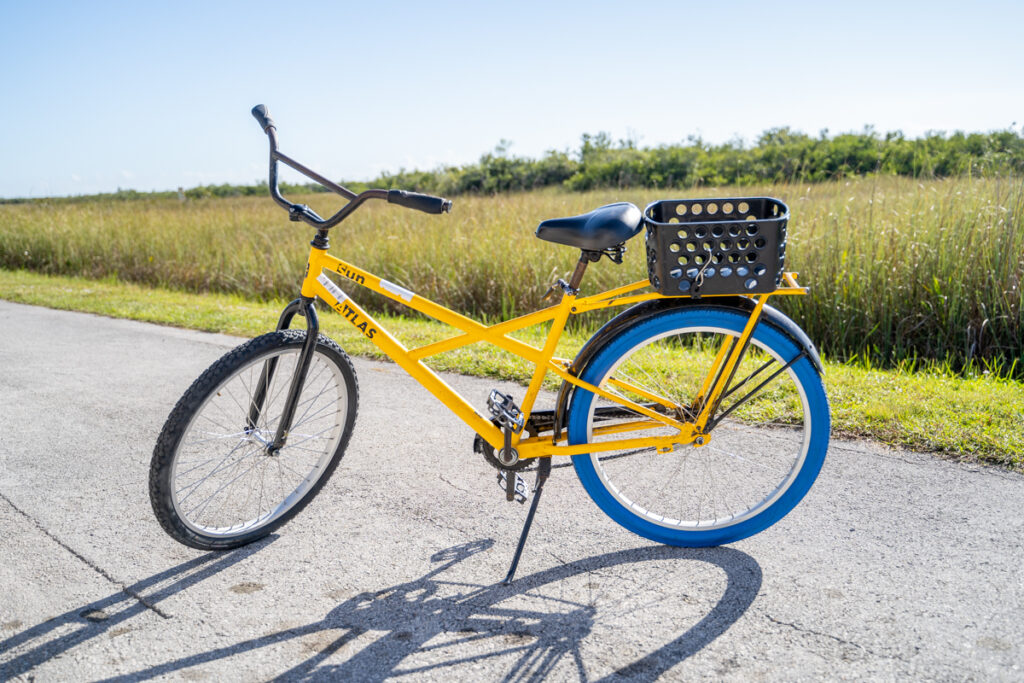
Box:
535;202;642;250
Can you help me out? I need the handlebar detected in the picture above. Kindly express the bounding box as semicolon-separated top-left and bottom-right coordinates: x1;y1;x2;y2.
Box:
250;104;452;230
387;189;453;214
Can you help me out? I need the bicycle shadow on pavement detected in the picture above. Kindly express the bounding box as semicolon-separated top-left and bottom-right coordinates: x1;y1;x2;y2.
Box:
0;536;277;680
106;539;762;681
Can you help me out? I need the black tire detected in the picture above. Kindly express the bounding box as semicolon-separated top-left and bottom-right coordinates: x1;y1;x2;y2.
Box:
149;330;358;550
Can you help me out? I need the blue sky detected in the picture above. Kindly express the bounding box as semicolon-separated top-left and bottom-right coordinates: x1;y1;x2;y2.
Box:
2;0;1022;198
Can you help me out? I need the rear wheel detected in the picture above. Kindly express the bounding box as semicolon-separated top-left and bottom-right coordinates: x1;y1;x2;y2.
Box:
149;330;358;550
567;307;829;547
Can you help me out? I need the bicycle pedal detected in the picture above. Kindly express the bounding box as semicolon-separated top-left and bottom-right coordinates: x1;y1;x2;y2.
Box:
497;470;528;504
487;390;525;434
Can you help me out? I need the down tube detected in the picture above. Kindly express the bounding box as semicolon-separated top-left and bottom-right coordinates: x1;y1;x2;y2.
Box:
310;275;504;448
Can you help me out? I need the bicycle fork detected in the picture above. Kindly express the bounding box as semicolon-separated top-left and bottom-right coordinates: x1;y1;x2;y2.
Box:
246;297;319;453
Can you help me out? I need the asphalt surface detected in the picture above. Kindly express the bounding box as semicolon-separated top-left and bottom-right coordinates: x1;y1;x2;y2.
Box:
1;300;1022;681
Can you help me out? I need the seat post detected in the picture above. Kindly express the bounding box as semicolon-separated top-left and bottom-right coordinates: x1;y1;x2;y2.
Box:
568;251;593;291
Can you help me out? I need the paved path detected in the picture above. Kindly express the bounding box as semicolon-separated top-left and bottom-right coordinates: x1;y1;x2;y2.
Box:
1;300;1022;681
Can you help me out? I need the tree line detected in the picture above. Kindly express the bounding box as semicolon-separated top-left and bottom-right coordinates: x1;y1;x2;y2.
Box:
5;127;1022;203
375;127;1024;195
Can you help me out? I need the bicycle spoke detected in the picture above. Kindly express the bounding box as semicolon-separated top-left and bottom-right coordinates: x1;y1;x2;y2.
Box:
272;360;330;428
279;443;333;456
180;430;250;448
287;395;341;434
705;443;789;475
185;456;266;525
193;410;237;436
173;446;247;478
175;438;255;501
262;370;337;433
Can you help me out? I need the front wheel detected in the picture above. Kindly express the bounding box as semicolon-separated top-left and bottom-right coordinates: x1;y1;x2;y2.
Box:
567;307;829;547
149;330;358;550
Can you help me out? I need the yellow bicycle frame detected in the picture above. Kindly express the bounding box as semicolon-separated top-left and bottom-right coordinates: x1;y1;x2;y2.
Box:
298;244;807;460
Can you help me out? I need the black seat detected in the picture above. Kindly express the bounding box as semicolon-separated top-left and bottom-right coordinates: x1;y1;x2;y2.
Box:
535;202;642;251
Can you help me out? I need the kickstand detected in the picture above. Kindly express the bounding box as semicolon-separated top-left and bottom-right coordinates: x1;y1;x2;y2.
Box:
502;457;552;585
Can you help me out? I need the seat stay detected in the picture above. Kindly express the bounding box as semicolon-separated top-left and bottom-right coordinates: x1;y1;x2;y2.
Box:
607;376;679;411
545;360;689;432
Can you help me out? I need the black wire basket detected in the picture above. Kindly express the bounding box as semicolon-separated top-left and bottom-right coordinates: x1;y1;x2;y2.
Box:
644;197;789;297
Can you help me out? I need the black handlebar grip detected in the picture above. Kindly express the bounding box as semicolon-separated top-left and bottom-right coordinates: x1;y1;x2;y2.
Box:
387;189;453;214
251;104;276;132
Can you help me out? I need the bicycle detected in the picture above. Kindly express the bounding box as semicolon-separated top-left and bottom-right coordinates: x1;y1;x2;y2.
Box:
149;105;830;583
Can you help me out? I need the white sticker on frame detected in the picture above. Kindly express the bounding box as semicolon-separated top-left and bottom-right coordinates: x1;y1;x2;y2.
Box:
317;272;348;304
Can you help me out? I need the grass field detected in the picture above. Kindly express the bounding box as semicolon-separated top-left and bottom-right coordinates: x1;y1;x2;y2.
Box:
3;176;1021;376
1;269;1021;467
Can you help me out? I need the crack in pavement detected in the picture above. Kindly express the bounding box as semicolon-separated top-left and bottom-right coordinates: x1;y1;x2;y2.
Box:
418;513;473;542
0;491;171;620
763;612;897;661
763;612;987;677
437;473;474;496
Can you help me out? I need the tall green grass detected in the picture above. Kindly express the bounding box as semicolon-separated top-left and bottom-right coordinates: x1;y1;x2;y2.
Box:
2;177;1021;376
784;177;1024;377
